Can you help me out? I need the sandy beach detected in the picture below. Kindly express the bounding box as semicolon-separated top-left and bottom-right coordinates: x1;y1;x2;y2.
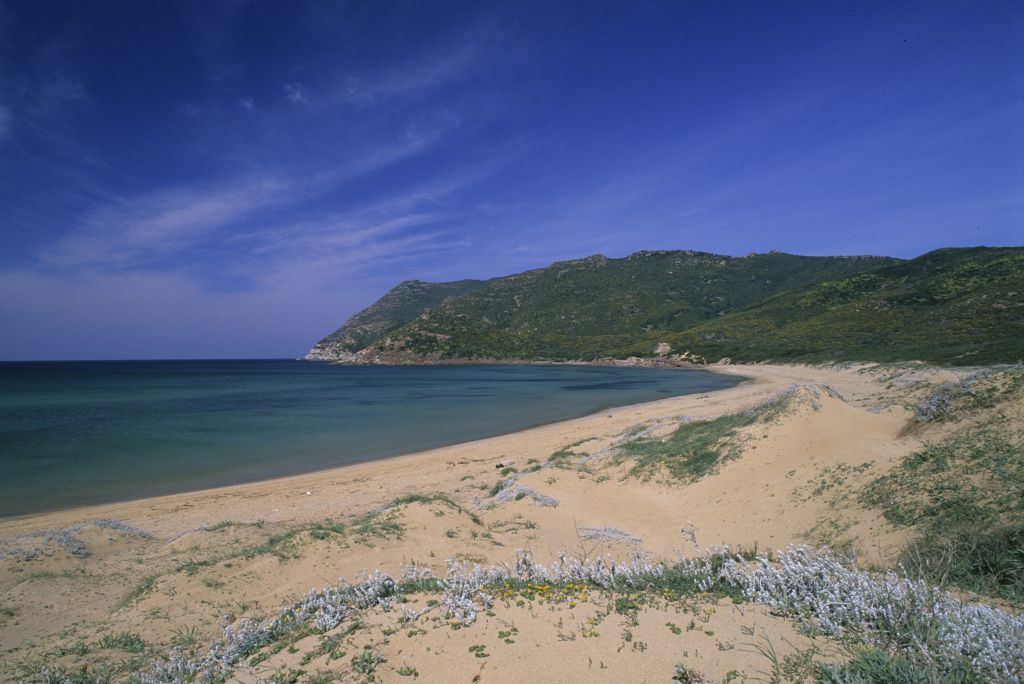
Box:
4;2;1022;679
0;362;977;681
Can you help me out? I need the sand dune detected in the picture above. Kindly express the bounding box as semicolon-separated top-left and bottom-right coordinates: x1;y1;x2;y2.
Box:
0;362;1007;681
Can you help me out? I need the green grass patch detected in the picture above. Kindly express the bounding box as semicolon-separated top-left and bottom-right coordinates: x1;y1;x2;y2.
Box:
862;412;1024;602
97;631;146;653
390;492;483;525
204;519;265;532
346;511;405;545
170;626;199;650
120;575;158;608
816;647;984;683
488;478;511;496
547;447;577;466
617;411;759;482
177;558;218;575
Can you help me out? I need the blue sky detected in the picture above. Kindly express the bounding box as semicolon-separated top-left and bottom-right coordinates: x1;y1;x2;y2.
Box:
0;1;1021;360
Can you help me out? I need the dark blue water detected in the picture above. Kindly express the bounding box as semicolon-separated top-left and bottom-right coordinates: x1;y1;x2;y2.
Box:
0;360;739;518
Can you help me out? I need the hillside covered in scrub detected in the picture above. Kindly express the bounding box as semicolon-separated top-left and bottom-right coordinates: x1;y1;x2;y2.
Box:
306;247;1024;366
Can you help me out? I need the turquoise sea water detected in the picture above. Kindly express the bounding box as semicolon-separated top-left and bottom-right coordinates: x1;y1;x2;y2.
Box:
0;360;739;518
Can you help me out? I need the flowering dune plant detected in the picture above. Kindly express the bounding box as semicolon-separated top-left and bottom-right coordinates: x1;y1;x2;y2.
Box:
0;519;153;560
721;546;1024;683
912;368;996;424
111;547;1024;682
910;363;1024;427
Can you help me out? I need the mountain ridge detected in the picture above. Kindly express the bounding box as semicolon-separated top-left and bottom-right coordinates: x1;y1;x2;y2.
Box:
661;246;1024;365
307;246;1023;365
309;248;952;363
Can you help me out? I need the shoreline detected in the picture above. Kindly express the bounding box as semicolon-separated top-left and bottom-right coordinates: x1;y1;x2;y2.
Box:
5;360;986;681
301;351;713;367
0;362;738;523
0;364;760;535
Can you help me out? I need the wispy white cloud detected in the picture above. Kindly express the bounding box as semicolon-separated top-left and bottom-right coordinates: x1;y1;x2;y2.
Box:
0;6;522;358
20;33;90;116
0;29;89;155
44;178;290;268
307;117;459;188
493;78;1024;264
335;16;505;108
36;96;497;270
36;126;508;286
31;76;87;114
346;40;486;104
0;172;479;358
283;82;308;103
222;166;502;284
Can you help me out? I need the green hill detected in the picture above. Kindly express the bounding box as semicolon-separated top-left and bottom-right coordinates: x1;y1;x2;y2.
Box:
661;247;1024;365
308;247;1023;365
306;279;486;361
308;250;898;362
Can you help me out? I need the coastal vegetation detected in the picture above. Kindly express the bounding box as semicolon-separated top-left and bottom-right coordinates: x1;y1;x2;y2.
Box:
666;248;1024;365
4;362;1024;682
614;386;798;483
861;366;1024;602
308;247;1024;366
14;547;1022;682
308;250;898;363
5;2;1018;683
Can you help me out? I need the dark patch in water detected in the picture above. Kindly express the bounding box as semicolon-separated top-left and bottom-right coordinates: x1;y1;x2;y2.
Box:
563;380;653;391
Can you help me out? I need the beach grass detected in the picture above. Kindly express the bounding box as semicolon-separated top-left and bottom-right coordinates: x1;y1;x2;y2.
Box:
615;388;794;482
862;374;1024;603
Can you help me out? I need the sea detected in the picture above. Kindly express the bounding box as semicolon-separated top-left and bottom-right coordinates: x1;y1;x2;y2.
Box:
0;360;740;518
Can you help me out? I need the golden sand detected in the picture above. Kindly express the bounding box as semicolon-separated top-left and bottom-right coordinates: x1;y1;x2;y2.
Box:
0;363;959;681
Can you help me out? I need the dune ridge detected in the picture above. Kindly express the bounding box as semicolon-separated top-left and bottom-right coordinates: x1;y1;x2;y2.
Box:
2;362;1022;682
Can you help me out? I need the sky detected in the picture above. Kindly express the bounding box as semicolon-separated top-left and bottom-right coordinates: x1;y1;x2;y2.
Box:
0;1;1021;360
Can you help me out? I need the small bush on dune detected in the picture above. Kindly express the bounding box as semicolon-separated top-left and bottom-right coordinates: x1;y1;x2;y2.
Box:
816;647;984;684
902;523;1024;604
909;365;1023;427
